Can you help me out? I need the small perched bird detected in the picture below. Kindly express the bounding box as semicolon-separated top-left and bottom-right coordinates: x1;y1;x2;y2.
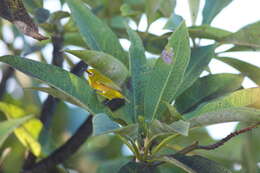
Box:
86;69;125;100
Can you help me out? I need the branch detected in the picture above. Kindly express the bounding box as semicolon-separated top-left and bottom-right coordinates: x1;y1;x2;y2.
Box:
23;61;88;169
154;122;260;167
70;60;88;76
0;66;14;99
39;34;65;127
23;33;65;169
23;115;93;173
176;122;260;156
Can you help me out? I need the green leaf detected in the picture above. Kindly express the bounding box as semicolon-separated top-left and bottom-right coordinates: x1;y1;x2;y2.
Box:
164;13;184;30
146;0;162;24
189;25;232;41
189;107;260;128
26;87;83;108
188;0;200;25
175;73;244;113
34;8;50;23
97;158;131;173
0;116;32;148
118;162;159;173
184;87;260;120
0;55;104;114
202;0;234;24
144;22;190;120
142;32;169;54
150;120;190;136
110;16;129;29
163;102;183;122
223;45;260;52
222;21;260;48
176;45;216;97
92;113;120;136
158;164;187;173
158;156;196;173
65;0;127;65
120;4;139;17
159;154;232;173
146;0;176;24
23;0;43;10
159;0;176;17
217;57;260;86
124;27;146;122
241;123;260;173
93;113;138;139
0;102;42;156
48;11;70;23
65;50;128;86
64;32;87;48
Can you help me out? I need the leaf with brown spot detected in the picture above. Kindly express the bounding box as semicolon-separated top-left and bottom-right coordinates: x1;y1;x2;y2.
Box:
0;0;47;41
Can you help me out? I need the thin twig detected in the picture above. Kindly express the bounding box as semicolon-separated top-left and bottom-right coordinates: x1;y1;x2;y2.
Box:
176;122;260;155
153;122;260;167
23;115;93;173
196;122;260;151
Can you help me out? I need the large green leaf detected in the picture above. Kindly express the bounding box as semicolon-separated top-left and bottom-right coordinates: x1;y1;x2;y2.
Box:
241;123;260;173
164;13;184;30
184;87;260;120
175;73;244;113
146;0;176;24
65;50;128;86
124;27;146;122
97;158;131;173
23;0;43;10
92;113;120;136
0;102;42;156
162;102;183;123
158;164;186;173
144;22;190;120
223;45;260;52
65;0;127;65
26;87;84;108
188;0;200;25
149;120;190;136
222;21;260;48
159;0;176;17
176;45;216;97
93;113;138;139
142;32;169;54
189;107;260;128
118;162;159;173
217;57;260;86
143;25;230;54
189;25;232;41
0;116;32;148
0;55;104;114
146;0;162;24
64;32;87;48
159;154;232;173
202;0;234;24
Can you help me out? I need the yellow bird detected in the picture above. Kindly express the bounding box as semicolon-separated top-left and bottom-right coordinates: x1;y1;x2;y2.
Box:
86;69;125;100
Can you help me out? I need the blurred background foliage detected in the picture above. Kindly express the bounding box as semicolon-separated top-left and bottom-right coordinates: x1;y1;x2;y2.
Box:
0;0;260;173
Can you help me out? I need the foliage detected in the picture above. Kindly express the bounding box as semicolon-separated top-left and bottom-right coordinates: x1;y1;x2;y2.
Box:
0;0;259;173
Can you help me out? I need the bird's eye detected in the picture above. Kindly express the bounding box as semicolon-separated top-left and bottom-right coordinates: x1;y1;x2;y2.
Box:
86;70;93;76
